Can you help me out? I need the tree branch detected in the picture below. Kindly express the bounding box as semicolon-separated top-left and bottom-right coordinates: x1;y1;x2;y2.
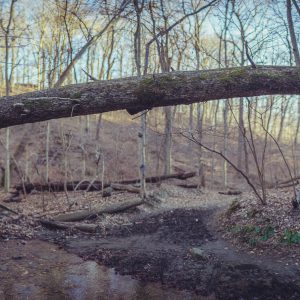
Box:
182;133;264;204
143;0;218;74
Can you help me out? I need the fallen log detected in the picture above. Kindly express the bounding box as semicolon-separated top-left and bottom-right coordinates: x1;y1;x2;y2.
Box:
120;171;196;185
277;177;300;186
40;219;70;230
0;203;18;214
277;181;299;189
40;219;101;233
177;183;199;188
111;183;140;193
1;66;300;129
3;190;23;203
14;172;196;194
14;180;110;194
219;190;242;196
53;198;144;222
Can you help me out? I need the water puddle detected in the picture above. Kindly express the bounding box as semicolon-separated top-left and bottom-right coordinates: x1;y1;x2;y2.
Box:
0;240;201;300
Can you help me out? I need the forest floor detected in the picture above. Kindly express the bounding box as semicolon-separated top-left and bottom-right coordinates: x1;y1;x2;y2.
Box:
1;182;300;299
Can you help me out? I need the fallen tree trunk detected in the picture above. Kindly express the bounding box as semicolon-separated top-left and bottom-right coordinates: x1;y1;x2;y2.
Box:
40;219;70;230
218;190;242;195
14;172;196;194
110;183;140;193
15;180;110;194
119;171;196;185
277;176;300;186
53;199;144;222
0;203;18;214
176;183;199;188
40;220;101;233
277;181;299;189
1;66;300;129
3;190;22;203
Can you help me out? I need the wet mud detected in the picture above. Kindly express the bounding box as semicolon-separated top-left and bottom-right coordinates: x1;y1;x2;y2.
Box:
41;208;300;300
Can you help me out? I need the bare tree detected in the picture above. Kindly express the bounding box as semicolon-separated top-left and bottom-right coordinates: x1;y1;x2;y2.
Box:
0;0;17;192
182;132;265;204
133;0;147;198
287;0;300;67
54;0;130;87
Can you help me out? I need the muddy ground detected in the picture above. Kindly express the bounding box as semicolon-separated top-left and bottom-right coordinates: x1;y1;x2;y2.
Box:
38;207;300;300
1;183;300;299
1;239;198;300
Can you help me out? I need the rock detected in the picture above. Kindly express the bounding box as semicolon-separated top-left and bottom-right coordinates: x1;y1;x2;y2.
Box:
102;187;113;197
189;247;208;260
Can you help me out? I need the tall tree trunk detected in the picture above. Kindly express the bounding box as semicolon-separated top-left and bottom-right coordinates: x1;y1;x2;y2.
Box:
189;104;194;133
211;102;219;186
294;97;300;146
287;0;300;177
287;0;300;67
1;0;17;192
223;100;229;187
4;128;10;191
133;0;146;197
95;114;102;141
277;98;290;143
237;98;245;170
222;0;230;187
197;103;205;187
164;106;172;175
45;121;50;182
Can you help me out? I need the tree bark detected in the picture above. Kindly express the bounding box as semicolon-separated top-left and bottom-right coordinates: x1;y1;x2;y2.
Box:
1;66;300;129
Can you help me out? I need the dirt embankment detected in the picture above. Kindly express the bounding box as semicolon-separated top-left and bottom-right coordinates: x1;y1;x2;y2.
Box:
40;208;300;300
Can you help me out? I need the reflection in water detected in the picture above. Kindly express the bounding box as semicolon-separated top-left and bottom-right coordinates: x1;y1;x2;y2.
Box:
0;240;200;300
64;261;189;300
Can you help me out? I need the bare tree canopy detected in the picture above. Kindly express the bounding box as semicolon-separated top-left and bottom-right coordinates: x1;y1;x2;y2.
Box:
0;66;300;129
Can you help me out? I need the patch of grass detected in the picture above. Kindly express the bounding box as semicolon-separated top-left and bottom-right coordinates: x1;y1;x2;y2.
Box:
281;230;300;245
229;224;275;246
260;225;275;241
248;237;258;247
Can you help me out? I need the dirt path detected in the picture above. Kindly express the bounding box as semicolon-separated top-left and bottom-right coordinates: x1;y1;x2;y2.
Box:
39;207;300;300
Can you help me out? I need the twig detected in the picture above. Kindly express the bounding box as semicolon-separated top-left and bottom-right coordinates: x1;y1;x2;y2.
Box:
245;41;256;69
182;132;264;204
82;68;98;81
260;117;297;199
132;109;149;120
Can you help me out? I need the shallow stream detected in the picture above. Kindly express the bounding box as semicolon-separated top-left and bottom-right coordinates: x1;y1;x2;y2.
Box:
0;240;200;300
